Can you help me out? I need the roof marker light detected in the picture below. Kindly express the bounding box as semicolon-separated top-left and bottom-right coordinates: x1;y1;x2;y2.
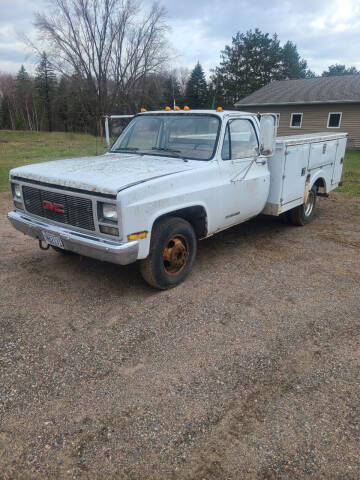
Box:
183;105;190;110
140;108;147;112
216;106;223;112
174;105;180;110
165;106;171;111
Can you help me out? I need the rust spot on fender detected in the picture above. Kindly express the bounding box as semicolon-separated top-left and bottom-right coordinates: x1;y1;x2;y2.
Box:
304;174;311;203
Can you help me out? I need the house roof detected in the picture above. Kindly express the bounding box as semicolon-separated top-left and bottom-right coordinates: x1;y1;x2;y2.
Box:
235;75;360;106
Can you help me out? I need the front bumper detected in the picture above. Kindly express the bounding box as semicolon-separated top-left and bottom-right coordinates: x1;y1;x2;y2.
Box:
7;211;139;265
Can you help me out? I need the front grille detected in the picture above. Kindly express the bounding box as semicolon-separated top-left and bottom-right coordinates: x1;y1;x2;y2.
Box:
22;185;95;231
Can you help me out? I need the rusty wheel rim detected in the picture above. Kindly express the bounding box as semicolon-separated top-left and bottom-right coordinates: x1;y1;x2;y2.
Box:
163;234;189;275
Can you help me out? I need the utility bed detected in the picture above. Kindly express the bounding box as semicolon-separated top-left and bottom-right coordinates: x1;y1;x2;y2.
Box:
263;132;347;216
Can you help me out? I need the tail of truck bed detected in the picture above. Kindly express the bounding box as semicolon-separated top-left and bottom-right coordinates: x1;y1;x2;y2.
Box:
263;132;347;216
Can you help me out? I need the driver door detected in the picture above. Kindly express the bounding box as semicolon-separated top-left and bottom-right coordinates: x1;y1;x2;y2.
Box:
219;118;270;227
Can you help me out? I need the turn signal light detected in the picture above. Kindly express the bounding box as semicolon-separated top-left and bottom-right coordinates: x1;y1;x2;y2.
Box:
100;225;119;236
183;106;190;110
127;231;148;241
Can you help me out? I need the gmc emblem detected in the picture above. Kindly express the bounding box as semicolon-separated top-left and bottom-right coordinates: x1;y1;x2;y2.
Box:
42;200;64;214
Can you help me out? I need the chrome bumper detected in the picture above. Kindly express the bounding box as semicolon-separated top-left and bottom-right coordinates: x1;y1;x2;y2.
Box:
7;211;139;265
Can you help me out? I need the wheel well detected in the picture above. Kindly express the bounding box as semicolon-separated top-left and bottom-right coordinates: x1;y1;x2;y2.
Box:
313;177;326;193
153;206;208;239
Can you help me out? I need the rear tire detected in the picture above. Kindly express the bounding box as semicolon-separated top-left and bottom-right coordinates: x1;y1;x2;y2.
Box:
140;217;197;289
289;186;317;226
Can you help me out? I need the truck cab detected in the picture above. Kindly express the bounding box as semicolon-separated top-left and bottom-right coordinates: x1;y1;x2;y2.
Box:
8;109;346;289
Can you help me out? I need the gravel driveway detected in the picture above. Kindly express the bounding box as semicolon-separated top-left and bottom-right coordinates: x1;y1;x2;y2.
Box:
1;191;359;479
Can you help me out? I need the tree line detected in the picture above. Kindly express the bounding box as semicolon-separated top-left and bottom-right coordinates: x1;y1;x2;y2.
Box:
0;56;190;133
0;0;359;134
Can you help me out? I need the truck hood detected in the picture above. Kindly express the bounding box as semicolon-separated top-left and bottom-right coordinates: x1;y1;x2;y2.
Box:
10;153;200;195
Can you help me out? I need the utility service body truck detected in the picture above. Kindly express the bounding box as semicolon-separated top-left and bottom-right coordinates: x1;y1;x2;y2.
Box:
8;109;346;289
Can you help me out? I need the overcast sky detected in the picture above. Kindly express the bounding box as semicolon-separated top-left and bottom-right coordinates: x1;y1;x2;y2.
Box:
1;0;360;76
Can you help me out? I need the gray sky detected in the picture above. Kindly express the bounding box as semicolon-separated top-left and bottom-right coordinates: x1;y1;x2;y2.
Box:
1;0;360;76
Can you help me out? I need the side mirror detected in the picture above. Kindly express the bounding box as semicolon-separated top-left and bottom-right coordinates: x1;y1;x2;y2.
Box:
259;113;277;156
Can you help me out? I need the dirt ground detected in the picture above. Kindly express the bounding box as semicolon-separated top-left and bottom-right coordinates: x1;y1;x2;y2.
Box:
0;191;359;479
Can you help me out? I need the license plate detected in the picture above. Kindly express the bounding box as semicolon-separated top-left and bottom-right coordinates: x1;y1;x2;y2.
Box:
42;231;64;249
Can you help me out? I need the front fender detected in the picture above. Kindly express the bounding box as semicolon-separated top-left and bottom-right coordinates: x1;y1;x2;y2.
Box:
125;201;210;259
118;164;221;259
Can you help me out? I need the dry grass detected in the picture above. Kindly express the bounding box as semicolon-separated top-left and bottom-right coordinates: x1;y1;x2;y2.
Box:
0;130;107;191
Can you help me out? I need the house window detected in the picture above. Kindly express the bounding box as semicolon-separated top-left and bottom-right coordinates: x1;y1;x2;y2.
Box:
327;112;342;128
290;113;303;128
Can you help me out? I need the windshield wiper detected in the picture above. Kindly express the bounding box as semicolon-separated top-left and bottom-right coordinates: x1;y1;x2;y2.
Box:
151;147;182;155
150;147;189;162
112;147;139;153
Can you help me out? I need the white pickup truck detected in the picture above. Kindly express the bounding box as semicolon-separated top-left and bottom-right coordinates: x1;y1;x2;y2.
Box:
8;109;346;289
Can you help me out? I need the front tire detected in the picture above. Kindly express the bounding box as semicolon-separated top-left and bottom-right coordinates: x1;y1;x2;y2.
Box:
289;186;317;226
140;217;197;289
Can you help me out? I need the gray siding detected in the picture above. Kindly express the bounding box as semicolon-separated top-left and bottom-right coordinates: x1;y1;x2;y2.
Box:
241;103;360;148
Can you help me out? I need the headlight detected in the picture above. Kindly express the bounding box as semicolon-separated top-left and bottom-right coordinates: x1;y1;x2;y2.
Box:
101;203;118;222
13;184;21;199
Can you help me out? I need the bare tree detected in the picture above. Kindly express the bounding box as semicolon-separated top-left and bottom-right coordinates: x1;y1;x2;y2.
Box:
34;0;169;117
176;67;190;98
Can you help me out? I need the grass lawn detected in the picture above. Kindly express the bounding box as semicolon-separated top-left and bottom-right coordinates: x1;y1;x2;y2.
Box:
337;149;360;197
0;130;107;192
0;130;359;196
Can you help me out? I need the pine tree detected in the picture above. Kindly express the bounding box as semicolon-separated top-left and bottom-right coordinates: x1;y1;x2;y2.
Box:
35;52;57;131
16;65;30;85
212;29;283;107
184;62;208;109
281;41;309;79
322;64;359;76
15;65;32;129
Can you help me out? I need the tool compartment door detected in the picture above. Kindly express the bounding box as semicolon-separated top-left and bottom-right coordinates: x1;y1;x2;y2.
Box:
332;138;346;185
308;140;338;170
281;144;309;205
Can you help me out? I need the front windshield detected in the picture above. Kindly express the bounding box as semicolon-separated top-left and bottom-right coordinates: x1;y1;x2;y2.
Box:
111;114;220;161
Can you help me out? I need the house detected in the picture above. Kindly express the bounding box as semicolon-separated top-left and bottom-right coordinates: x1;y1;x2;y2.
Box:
235;75;360;148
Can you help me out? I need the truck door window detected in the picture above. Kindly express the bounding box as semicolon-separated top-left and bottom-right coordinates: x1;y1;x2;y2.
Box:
222;119;258;160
